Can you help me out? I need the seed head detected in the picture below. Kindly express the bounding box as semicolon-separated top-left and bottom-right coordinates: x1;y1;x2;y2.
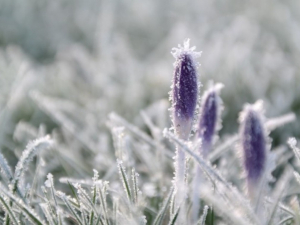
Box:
170;39;201;139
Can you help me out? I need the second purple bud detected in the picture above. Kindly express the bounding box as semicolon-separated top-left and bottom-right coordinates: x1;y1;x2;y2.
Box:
198;84;223;158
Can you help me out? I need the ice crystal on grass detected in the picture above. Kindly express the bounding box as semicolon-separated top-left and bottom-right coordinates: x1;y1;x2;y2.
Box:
0;153;13;183
43;173;62;225
153;187;174;225
288;138;300;162
0;194;18;225
198;205;209;225
0;183;45;225
117;160;132;203
12;136;53;195
265;169;293;225
199;185;254;225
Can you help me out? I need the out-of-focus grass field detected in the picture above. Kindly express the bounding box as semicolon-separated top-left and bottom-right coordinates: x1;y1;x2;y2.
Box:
1;0;299;134
0;0;299;224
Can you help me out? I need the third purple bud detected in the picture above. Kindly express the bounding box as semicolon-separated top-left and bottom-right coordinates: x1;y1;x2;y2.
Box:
239;101;267;198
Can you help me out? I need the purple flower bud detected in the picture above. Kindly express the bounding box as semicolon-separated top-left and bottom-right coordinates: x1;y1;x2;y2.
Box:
170;39;201;139
170;40;201;217
239;101;267;194
198;84;223;157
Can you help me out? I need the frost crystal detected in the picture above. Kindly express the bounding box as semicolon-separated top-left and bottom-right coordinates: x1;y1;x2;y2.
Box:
45;173;54;188
288;137;297;148
288;137;300;162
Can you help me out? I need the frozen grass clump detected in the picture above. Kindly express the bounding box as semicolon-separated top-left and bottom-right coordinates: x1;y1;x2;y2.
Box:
0;36;298;225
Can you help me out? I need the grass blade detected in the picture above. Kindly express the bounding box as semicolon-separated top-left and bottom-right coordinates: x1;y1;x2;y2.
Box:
153;187;174;225
0;184;45;225
12;136;53;195
117;160;132;202
0;194;19;225
57;192;83;225
168;206;180;225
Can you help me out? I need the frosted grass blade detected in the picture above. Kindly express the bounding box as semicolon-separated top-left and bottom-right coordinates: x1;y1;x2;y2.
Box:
0;152;13;182
197;205;209;225
12;136;53;194
265;170;292;225
168;206;180;225
97;181;110;225
153;187;174;225
288;138;300;162
40;203;56;225
0;184;45;225
117;160;132;202
131;168;138;205
277;216;293;225
199;186;252;225
108;112;172;158
57;192;83;225
0;194;19;225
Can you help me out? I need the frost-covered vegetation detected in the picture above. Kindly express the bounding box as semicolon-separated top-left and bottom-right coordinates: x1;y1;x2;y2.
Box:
0;0;299;224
